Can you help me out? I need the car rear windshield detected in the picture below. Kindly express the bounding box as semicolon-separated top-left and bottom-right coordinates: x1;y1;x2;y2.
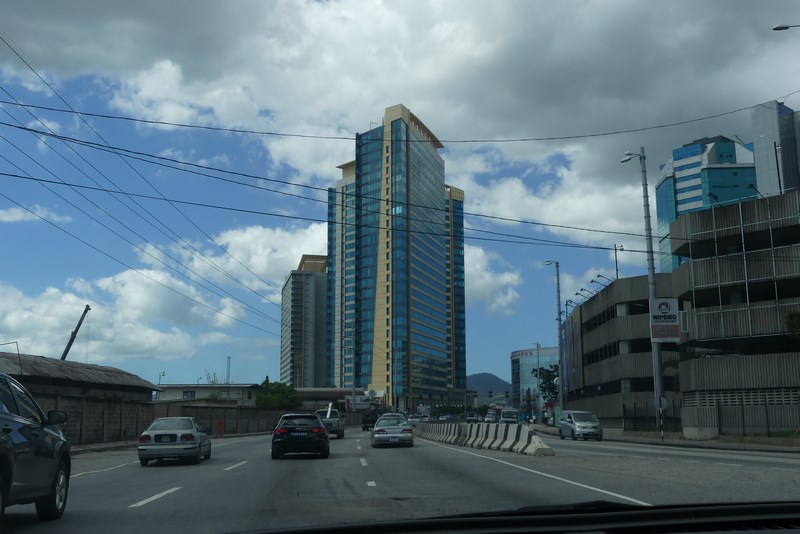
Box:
148;418;193;430
281;416;319;427
316;409;339;417
572;413;599;422
376;418;407;428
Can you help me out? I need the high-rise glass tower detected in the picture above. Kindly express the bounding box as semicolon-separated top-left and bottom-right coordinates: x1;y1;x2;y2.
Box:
328;104;466;412
655;136;756;272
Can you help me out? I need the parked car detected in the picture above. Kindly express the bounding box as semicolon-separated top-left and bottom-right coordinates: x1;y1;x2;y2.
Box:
0;371;71;520
559;410;603;441
272;413;330;459
371;417;414;447
138;416;211;466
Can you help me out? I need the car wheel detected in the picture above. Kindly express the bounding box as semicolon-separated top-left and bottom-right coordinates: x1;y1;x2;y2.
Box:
204;445;211;460
271;449;281;460
571;430;577;441
35;459;69;520
140;458;148;467
559;429;564;440
321;447;330;459
597;436;603;442
338;430;344;439
190;448;201;465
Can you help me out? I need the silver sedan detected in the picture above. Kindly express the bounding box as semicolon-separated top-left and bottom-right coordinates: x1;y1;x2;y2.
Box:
138;416;212;466
370;417;414;447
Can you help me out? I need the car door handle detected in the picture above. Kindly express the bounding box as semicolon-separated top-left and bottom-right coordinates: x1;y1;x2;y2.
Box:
1;425;12;434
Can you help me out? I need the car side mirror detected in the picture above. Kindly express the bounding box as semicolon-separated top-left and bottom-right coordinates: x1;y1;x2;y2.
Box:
47;410;68;426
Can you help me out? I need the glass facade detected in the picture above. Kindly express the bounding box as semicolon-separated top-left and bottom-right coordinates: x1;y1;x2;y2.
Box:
328;105;466;412
511;346;559;414
655;136;756;273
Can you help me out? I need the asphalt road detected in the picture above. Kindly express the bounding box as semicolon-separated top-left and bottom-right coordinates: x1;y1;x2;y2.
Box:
3;428;800;533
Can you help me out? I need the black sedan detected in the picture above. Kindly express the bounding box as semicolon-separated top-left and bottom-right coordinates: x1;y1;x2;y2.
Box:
272;413;330;459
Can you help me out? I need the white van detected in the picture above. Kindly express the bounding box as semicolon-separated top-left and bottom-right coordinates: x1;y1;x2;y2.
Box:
499;409;519;424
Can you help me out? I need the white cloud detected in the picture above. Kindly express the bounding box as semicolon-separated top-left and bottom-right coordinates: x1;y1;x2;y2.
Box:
464;245;521;315
0;205;72;224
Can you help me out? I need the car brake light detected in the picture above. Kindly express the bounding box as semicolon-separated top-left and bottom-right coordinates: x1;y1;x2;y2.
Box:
180;433;195;442
310;427;326;433
274;428;289;434
401;428;413;433
374;429;387;434
138;434;151;443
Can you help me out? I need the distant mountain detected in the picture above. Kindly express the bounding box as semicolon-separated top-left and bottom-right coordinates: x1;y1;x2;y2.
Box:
467;373;512;404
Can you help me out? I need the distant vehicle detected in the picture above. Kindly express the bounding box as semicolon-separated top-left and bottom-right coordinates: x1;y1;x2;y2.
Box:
484;412;496;423
407;414;422;426
272;413;330;459
559;410;603;441
465;412;477;423
499;409;519;424
362;410;379;431
138;416;211;466
316;405;344;438
420;414;430;422
371;417;414;447
0;371;71;520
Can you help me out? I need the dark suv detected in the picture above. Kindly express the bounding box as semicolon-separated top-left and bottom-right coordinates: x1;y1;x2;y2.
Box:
271;413;330;459
0;371;71;520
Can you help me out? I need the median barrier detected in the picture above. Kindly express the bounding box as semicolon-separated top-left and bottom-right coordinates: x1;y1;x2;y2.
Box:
515;428;555;456
499;424;523;451
478;423;497;449
488;424;508;450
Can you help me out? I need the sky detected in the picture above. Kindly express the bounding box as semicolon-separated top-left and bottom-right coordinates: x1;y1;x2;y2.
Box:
0;0;798;386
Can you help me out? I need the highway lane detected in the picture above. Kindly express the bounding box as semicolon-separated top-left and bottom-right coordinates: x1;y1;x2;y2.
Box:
3;428;799;532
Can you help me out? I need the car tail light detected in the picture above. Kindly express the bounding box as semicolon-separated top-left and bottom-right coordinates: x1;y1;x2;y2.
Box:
180;433;195;442
374;429;387;434
310;427;326;433
138;434;151;443
401;428;413;434
274;427;288;434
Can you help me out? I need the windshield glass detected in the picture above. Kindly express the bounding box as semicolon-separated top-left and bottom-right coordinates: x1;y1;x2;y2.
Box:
3;1;799;532
147;418;193;431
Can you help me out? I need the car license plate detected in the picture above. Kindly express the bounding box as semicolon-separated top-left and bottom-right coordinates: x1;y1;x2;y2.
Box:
291;432;308;437
389;437;398;443
157;435;170;442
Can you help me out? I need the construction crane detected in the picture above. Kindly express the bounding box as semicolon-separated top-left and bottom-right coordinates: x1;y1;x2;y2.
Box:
60;304;91;361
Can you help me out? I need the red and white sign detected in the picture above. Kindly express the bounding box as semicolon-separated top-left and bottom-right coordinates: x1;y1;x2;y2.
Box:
650;298;680;343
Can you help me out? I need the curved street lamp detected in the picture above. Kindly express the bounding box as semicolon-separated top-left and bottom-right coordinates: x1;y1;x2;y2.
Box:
773;24;800;31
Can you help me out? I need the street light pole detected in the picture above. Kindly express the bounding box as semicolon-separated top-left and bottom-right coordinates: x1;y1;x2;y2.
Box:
621;147;665;442
545;260;564;415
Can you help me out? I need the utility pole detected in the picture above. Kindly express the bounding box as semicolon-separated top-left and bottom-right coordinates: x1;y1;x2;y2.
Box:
60;304;91;361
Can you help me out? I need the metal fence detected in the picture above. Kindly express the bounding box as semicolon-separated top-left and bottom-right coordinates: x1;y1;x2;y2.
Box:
622;399;682;432
34;393;292;446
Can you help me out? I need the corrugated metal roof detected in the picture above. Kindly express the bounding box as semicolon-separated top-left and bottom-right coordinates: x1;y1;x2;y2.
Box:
0;352;157;390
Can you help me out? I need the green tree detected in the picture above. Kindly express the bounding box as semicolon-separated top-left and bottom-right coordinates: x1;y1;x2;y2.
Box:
256;376;300;410
531;364;559;403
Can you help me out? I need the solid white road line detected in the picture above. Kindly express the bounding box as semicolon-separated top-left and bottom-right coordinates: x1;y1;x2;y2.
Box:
224;461;249;471
360;458;368;467
129;487;182;508
424;440;651;507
